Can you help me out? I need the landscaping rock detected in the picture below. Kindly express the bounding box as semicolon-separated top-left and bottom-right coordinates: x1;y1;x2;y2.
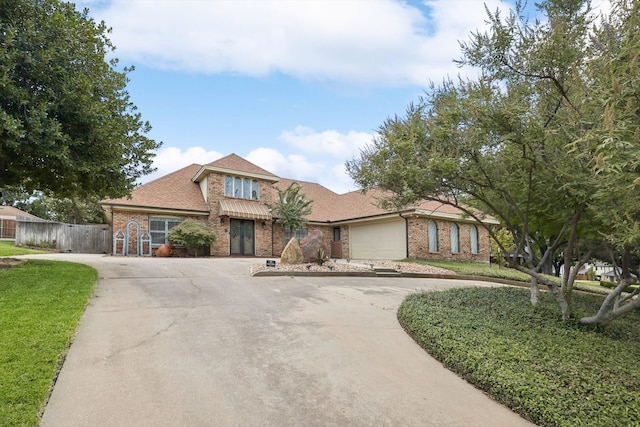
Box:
280;238;304;264
300;229;328;263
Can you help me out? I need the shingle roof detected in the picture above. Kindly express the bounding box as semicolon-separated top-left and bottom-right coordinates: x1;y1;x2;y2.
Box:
0;206;41;219
275;178;342;222
205;153;279;178
101;153;494;223
101;164;209;212
274;180;474;222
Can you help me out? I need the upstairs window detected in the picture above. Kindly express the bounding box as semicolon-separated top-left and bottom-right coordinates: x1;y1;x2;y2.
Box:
225;176;259;200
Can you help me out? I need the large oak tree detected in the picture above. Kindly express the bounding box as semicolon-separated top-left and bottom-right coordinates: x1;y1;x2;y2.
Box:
0;0;159;199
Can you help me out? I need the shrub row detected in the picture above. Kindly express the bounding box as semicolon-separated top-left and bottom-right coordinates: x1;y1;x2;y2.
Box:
599;281;639;293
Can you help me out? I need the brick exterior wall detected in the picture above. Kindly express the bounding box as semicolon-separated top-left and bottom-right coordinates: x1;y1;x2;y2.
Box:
206;174;226;256
254;220;272;257
272;222;286;256
112;211;213;256
407;217;490;262
206;173;276;257
112;211;150;255
340;225;350;259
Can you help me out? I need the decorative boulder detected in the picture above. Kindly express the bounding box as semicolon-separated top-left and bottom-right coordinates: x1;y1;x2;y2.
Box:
300;229;328;263
280;237;304;264
156;242;173;257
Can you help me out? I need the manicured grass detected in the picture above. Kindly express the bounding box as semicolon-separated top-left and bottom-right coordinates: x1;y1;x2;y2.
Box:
398;286;640;427
412;260;613;295
407;259;533;282
0;241;46;256
0;260;97;426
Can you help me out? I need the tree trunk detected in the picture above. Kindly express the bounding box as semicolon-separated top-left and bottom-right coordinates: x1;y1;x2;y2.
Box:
580;246;638;324
550;284;570;321
580;278;640;324
530;277;540;305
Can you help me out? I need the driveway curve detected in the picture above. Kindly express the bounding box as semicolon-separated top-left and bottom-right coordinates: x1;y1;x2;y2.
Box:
28;254;533;427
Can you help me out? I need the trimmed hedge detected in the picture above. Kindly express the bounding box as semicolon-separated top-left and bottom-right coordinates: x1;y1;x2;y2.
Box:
599;281;639;293
397;287;640;427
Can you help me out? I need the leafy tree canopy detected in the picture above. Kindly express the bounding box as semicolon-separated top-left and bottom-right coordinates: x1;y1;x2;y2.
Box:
347;0;640;323
1;186;106;223
0;0;159;200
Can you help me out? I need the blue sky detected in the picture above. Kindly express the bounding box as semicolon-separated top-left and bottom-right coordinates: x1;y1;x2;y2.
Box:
75;0;608;194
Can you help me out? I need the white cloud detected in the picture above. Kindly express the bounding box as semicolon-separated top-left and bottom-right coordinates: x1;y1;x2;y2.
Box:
246;148;321;181
141;146;223;183
328;163;359;194
137;145;356;193
278;126;373;159
246;147;356;194
589;0;612;22
79;0;513;86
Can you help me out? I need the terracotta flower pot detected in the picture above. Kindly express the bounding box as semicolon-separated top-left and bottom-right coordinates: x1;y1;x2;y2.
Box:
156;242;173;257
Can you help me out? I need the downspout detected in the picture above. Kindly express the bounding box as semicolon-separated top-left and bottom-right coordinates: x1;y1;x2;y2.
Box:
399;213;409;259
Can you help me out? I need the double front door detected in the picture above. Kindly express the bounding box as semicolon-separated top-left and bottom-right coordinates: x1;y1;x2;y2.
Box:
230;219;255;256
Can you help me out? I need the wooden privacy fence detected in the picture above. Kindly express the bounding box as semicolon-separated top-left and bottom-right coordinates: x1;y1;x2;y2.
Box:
16;217;112;254
0;218;16;239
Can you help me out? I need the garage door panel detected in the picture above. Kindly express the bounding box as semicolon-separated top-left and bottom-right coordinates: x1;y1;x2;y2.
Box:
350;220;406;260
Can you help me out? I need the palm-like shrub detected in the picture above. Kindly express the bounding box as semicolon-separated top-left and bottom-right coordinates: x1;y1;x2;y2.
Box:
270;182;313;235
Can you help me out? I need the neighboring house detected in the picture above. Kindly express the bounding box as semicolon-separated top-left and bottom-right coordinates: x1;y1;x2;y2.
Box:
593;261;613;280
575;262;613;281
601;268;638;283
100;153;499;259
0;206;41;239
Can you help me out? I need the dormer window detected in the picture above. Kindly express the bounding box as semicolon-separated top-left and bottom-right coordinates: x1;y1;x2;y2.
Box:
225;175;259;200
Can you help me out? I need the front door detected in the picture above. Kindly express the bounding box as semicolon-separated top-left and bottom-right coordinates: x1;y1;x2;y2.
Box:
230;219;255;256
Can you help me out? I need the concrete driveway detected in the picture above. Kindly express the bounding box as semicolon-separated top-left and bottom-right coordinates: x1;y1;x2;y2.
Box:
30;255;533;427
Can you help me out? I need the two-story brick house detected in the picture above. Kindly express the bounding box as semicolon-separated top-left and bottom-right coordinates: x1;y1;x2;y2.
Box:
100;153;498;260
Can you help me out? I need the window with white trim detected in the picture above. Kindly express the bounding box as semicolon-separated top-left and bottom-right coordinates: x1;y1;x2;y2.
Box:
451;223;460;253
428;220;438;253
150;217;182;247
470;225;479;255
225;175;259;200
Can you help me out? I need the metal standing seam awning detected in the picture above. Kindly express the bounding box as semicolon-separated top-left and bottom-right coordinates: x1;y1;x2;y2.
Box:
218;200;272;220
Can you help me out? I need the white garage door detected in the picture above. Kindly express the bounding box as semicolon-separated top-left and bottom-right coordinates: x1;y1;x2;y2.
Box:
349;219;406;260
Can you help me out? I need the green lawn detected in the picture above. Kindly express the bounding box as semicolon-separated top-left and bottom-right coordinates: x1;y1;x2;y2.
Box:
407;259;535;282
398;286;640;427
412;259;619;295
0;240;46;256
0;260;97;426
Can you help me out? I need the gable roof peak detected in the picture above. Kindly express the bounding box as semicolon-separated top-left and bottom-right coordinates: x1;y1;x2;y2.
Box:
193;153;280;183
206;153;278;177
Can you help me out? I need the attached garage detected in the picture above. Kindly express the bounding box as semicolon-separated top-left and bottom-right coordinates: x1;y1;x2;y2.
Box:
349;218;406;260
